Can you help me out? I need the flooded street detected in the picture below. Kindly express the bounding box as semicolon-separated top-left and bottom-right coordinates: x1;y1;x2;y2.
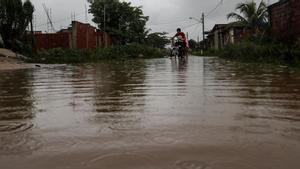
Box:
0;56;300;169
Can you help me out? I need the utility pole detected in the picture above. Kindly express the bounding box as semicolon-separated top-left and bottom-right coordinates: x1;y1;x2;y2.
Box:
201;12;205;50
186;32;189;41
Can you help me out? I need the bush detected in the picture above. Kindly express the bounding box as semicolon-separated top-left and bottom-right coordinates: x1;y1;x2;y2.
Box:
219;40;300;66
191;49;220;56
27;44;167;63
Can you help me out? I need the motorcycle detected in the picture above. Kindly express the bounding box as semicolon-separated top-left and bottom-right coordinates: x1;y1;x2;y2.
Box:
170;37;185;58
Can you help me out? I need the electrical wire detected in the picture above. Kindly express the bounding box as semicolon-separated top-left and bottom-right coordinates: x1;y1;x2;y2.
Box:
191;24;201;37
205;0;224;17
148;18;189;26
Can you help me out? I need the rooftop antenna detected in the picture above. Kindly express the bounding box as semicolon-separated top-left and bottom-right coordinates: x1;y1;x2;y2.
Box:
72;12;76;21
42;4;56;33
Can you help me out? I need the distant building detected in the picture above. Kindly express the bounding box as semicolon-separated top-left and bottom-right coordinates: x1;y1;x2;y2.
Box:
268;0;300;42
34;21;113;50
206;24;247;50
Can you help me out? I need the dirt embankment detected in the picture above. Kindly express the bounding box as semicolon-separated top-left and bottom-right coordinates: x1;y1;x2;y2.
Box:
0;48;35;70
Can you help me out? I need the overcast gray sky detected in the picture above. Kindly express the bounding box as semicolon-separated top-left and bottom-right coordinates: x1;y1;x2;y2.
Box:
30;0;278;40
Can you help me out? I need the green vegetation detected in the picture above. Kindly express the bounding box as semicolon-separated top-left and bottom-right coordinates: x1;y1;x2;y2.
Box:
219;40;300;66
88;0;149;44
217;0;299;67
227;0;269;35
191;49;220;57
145;32;170;49
88;0;171;48
0;0;34;51
188;39;197;49
188;39;219;56
27;44;167;63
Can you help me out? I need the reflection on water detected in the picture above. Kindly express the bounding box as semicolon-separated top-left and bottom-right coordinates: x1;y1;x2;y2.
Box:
91;61;147;131
205;59;300;121
0;69;37;154
0;70;34;123
0;57;300;169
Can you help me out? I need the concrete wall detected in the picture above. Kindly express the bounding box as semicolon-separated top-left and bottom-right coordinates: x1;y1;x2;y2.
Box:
269;0;300;42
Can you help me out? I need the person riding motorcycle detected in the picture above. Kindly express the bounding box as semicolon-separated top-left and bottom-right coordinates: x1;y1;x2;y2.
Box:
172;28;188;57
173;28;187;48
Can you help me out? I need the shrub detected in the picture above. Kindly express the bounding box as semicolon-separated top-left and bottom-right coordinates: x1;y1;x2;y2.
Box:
191;49;220;56
27;44;167;63
219;40;300;66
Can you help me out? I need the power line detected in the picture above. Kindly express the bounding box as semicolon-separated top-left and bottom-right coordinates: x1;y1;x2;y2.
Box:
191;24;201;37
166;22;200;37
148;18;189;26
182;22;200;29
205;0;224;17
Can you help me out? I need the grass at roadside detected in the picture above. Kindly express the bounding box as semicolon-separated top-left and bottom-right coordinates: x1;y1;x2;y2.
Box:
27;43;167;64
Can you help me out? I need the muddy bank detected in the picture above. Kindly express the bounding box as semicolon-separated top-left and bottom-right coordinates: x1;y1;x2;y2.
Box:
0;48;35;70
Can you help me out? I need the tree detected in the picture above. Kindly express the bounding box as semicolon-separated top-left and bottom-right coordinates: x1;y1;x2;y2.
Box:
146;32;170;49
23;0;35;51
0;0;34;50
88;0;149;44
188;39;197;49
227;0;268;35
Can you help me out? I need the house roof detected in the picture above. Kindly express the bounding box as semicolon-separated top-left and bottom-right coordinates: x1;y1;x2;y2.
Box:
268;0;290;9
209;23;246;34
211;24;228;32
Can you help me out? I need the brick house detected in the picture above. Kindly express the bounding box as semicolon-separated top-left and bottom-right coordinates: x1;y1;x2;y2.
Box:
34;21;113;50
268;0;300;42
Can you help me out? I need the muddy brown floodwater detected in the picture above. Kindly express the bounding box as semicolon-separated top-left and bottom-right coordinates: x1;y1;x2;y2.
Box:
0;56;300;169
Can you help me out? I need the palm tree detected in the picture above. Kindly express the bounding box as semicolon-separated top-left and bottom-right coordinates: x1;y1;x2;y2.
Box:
227;0;269;35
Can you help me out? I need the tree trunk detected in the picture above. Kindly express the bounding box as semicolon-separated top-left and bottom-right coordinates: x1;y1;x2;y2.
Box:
30;20;36;53
2;33;12;49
